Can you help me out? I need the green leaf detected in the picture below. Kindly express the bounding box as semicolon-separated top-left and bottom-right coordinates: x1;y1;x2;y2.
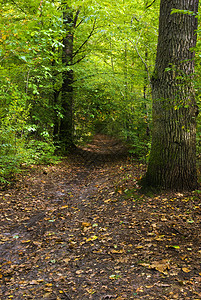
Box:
13;235;19;239
170;245;180;249
187;219;194;223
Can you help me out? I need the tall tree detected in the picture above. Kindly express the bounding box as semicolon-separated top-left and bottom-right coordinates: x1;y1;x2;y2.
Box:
58;3;78;151
143;0;199;190
58;2;97;152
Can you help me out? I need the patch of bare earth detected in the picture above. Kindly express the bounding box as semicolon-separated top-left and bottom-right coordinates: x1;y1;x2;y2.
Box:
0;135;201;299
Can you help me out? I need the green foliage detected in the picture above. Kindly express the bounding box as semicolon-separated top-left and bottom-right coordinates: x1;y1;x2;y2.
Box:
4;0;201;185
0;77;28;183
26;140;58;164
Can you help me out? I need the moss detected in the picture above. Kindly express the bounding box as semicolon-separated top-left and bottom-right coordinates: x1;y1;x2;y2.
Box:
138;175;162;196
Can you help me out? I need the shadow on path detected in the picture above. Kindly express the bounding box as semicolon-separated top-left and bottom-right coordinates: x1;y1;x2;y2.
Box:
75;134;129;167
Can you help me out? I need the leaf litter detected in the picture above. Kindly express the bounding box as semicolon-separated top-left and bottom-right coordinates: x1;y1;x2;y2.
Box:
0;134;201;299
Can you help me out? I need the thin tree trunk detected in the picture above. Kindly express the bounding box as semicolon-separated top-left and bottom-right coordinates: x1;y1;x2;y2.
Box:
143;0;199;191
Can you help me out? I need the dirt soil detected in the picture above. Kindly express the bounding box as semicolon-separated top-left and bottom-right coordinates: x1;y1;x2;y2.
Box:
0;134;201;300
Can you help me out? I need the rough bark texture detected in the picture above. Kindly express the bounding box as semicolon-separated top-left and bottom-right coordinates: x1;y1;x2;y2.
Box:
144;0;199;191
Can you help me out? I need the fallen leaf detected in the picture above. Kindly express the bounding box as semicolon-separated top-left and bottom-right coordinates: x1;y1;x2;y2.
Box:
169;245;180;249
155;235;165;241
109;274;121;279
82;222;91;228
182;267;191;273
45;283;53;287
110;249;124;254
139;262;150;268
149;260;170;274
86;235;98;242
63;258;70;264
29;280;38;285
136;287;143;292
61;205;68;209
104;199;111;203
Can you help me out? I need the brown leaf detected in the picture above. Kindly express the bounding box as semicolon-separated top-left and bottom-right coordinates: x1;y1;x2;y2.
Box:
149;259;170;274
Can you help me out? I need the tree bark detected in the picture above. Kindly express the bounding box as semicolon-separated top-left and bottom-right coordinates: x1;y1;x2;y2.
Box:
59;4;75;152
143;0;199;191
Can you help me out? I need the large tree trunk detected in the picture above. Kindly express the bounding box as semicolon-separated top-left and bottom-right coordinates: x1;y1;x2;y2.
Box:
143;0;199;191
59;4;75;152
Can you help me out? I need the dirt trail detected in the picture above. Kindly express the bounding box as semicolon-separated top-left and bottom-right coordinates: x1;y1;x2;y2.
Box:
0;135;200;299
75;134;129;167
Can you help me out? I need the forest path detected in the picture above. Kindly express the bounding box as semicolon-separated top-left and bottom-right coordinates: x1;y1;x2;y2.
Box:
0;135;200;299
75;134;129;167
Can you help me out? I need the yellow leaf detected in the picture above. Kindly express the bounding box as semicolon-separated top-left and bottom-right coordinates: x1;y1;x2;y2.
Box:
182;267;191;273
110;249;124;254
139;263;150;268
86;235;98;242
61;205;68;209
155;235;165;241
104;199;111;203
82;222;91;227
45;283;53;287
2;34;7;40
86;288;95;294
136;287;144;292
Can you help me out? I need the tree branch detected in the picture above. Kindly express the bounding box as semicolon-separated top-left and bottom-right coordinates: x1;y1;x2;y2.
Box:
75;17;85;29
71;55;86;65
112;21;151;84
72;18;97;59
10;0;26;14
73;9;80;27
146;0;156;9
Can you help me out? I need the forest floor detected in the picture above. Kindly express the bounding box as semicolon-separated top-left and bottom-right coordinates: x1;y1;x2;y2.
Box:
0;134;201;300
